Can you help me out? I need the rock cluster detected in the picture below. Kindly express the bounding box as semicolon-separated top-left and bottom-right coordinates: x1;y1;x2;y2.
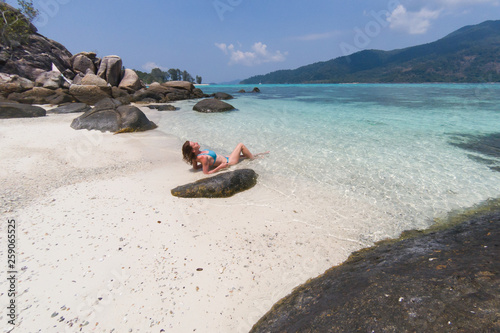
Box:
1;70;204;110
0;29;206;109
133;81;204;104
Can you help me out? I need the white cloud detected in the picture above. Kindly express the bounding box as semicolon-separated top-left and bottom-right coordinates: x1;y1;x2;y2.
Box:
142;62;167;71
215;42;287;66
387;5;442;34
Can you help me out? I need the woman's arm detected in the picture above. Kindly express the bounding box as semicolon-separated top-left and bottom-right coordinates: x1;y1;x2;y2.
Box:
196;156;212;175
192;159;202;170
208;161;229;174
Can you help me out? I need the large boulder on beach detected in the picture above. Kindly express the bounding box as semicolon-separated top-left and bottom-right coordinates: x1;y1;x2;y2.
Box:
111;87;133;104
71;52;100;71
97;55;122;86
69;84;112;105
71;72;85;85
213;92;234;100
0;73;34;96
250;208;500;333
118;68;142;92
35;71;63;90
7;87;74;104
7;86;52;103
0;102;46;118
171;169;258;198
193;99;235;113
71;53;96;74
70;98;157;133
192;88;205;99
80;73;109;87
162;80;194;91
132;83;169;102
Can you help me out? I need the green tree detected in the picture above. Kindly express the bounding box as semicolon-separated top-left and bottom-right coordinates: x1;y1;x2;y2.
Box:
196;75;202;84
135;69;155;84
182;70;194;83
0;0;38;46
168;68;178;81
151;67;170;83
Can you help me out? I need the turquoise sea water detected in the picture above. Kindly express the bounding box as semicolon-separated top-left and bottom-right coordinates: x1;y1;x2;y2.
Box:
160;84;500;241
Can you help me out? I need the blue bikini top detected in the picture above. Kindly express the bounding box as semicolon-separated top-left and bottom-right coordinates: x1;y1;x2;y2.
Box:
197;149;217;166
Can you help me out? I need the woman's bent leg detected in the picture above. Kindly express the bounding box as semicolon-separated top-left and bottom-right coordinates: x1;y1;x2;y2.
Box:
228;143;254;165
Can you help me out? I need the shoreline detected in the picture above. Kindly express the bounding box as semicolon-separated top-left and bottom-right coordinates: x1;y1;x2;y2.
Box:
0;107;359;332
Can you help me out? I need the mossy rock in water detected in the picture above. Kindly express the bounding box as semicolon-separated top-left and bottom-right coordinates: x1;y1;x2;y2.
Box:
250;206;500;333
171;169;258;198
213;92;234;100
192;98;235;113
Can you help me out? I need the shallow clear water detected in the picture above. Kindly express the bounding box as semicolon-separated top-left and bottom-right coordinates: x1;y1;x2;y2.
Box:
158;84;500;241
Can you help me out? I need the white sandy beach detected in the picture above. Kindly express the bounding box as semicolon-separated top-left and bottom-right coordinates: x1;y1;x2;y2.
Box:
1;106;372;333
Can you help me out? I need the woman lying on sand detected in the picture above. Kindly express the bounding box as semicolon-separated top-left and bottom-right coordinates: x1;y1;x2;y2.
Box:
182;141;268;174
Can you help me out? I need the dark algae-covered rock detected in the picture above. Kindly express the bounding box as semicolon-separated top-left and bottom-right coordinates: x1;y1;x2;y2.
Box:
250;203;500;333
192;98;235;113
171;169;258;198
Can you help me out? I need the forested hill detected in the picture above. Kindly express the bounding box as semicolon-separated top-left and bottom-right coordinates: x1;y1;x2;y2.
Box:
241;20;500;84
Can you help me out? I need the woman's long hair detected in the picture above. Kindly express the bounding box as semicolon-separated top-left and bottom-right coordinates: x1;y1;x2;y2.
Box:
182;141;196;164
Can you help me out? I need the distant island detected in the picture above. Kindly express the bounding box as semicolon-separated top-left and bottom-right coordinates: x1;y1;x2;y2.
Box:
241;20;500;84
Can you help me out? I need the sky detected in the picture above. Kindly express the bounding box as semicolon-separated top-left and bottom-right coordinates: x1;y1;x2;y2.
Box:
8;0;500;83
